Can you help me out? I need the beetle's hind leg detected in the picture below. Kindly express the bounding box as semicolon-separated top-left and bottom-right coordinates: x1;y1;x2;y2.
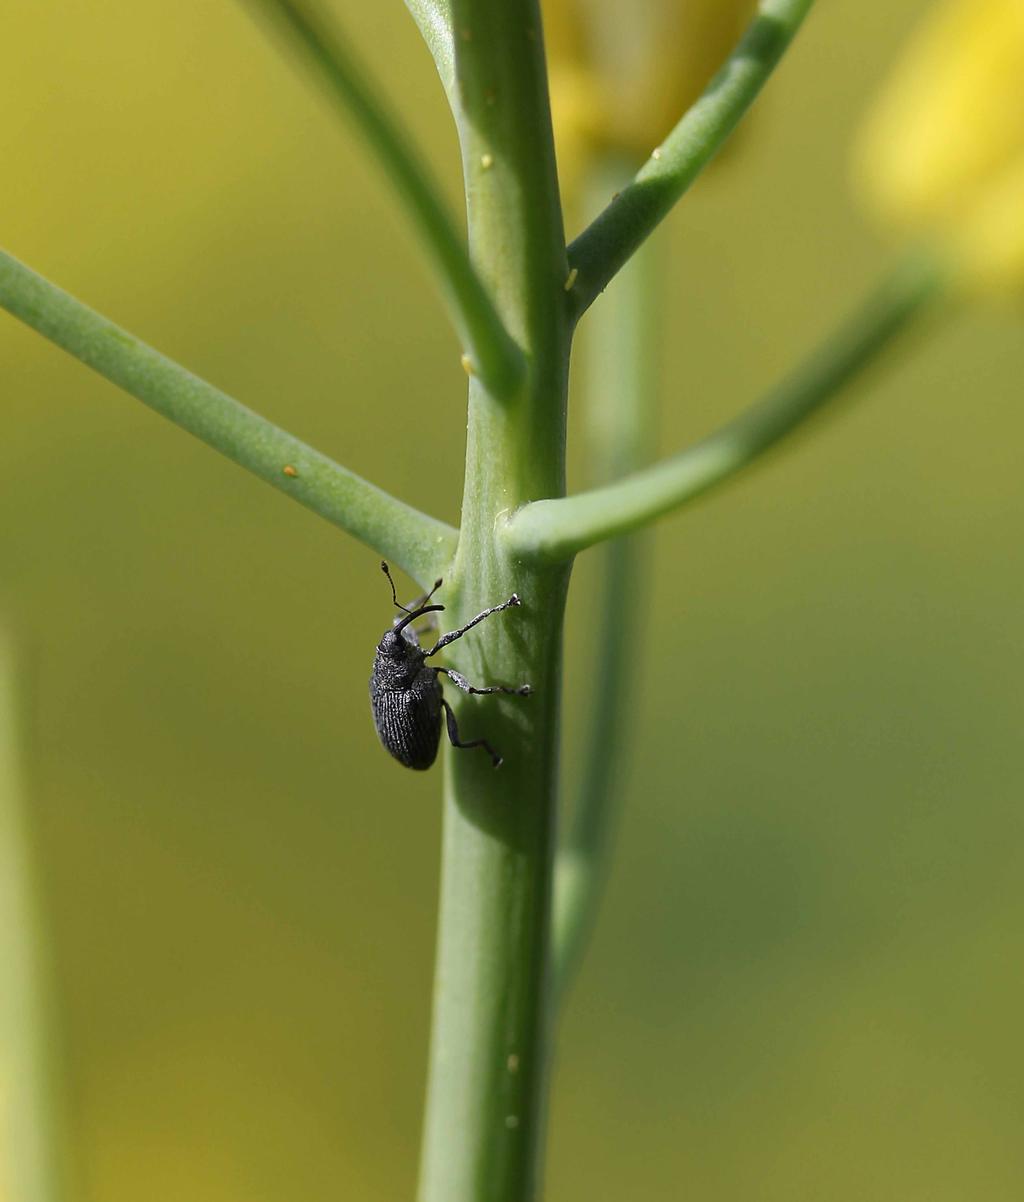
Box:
440;698;503;768
435;666;531;697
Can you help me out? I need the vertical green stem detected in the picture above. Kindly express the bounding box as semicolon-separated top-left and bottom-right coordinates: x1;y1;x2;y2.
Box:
0;631;69;1202
416;3;571;1200
553;159;660;999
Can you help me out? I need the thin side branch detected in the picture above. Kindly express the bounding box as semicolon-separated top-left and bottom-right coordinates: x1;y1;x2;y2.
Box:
0;250;457;585
567;0;818;318
241;0;523;399
505;253;947;563
403;0;454;96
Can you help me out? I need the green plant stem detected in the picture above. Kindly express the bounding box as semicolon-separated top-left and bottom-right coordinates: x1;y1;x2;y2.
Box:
505;252;946;564
0;250;455;585
242;0;523;399
552;159;660;1001
416;3;570;1200
567;0;817;318
403;0;454;94
0;631;69;1202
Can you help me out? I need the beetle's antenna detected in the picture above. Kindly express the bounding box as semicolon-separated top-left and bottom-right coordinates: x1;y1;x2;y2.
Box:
381;561;407;611
381;561;443;614
420;577;444;606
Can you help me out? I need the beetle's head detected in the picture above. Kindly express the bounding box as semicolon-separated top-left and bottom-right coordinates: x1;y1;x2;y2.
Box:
378;602;445;659
377;626;412;659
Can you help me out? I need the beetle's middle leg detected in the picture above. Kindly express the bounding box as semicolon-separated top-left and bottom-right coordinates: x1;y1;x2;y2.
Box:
434;667;531;697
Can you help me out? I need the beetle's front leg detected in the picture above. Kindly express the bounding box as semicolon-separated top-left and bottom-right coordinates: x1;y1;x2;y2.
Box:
425;594;521;656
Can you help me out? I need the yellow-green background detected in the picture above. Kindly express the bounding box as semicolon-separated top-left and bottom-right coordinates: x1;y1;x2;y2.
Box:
4;1;1024;1198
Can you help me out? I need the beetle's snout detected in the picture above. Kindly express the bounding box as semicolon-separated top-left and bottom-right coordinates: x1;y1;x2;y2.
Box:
378;628;403;656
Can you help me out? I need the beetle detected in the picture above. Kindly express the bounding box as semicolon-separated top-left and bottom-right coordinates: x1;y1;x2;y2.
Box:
369;562;531;770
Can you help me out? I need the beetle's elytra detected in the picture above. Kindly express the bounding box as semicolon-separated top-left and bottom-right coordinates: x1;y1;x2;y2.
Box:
369;562;530;770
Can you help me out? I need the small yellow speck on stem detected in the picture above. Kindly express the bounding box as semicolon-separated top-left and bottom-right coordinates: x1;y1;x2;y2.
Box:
506;1053;520;1073
481;153;494;170
651;147;663;161
563;267;579;292
282;464;298;478
460;353;474;376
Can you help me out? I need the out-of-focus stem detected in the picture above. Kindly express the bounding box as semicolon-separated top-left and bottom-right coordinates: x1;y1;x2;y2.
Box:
0;630;69;1202
552;158;660;999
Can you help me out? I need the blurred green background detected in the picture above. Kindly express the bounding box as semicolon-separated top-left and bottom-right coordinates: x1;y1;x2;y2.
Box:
3;1;1024;1198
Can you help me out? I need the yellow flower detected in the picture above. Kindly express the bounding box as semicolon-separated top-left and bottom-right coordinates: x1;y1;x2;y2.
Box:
854;0;1024;292
545;0;755;202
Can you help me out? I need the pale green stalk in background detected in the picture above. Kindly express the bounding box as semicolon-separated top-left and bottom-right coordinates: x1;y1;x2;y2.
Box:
0;0;961;1197
552;159;661;999
0;632;69;1202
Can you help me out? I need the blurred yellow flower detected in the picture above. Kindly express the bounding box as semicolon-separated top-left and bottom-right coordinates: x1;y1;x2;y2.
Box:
545;0;754;202
854;0;1024;292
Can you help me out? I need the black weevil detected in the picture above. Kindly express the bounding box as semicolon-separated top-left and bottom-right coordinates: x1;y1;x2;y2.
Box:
369;562;531;770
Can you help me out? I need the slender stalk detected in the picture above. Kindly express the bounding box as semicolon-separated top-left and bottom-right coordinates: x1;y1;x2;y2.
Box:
416;2;570;1199
552;160;660;1000
0;250;455;585
0;630;69;1202
241;0;523;399
567;0;817;318
403;0;454;95
505;252;947;563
